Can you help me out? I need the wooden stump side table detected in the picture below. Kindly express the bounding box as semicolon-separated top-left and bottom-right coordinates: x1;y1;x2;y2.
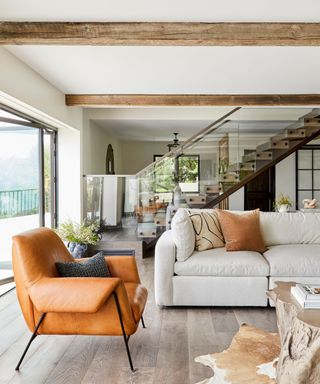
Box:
267;282;320;384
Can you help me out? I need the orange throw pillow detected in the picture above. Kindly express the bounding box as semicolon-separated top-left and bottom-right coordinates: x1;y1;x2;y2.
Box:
216;209;267;253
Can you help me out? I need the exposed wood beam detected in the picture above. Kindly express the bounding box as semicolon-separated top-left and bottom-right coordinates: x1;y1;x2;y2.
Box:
1;22;320;46
65;94;320;107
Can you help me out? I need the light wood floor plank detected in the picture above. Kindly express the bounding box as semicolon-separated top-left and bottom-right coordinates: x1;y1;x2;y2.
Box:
0;258;277;384
188;308;218;383
234;307;277;332
43;336;101;384
0;289;16;312
0;315;27;358
9;336;75;384
211;308;240;333
153;308;189;384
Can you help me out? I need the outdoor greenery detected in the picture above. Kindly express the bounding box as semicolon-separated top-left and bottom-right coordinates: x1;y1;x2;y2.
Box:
0;133;52;219
56;220;100;245
154;155;199;193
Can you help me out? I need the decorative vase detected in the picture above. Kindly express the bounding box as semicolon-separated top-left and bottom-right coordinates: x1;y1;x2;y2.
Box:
67;242;88;258
278;204;289;213
173;184;186;207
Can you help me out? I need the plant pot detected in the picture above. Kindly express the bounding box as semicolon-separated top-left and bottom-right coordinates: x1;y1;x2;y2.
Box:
278;204;289;213
67;242;88;258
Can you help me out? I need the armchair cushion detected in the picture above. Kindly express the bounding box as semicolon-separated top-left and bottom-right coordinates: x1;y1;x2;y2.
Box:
29;277;120;313
56;252;110;278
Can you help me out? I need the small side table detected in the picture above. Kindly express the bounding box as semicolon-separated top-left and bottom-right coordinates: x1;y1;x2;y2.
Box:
267;282;320;384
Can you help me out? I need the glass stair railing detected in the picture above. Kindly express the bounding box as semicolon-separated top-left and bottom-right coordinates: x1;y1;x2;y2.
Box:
135;109;320;237
83;108;320;243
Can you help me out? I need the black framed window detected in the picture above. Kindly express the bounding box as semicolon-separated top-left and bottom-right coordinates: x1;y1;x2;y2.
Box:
0;105;57;286
296;146;320;209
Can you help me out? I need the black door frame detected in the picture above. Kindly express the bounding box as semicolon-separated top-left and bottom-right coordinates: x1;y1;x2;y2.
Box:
244;166;275;212
0;104;58;228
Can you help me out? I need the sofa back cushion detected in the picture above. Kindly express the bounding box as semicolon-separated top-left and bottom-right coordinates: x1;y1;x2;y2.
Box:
171;208;195;261
260;211;320;246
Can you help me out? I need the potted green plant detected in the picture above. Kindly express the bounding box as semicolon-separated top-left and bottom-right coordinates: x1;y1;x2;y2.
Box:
56;220;101;258
274;194;293;213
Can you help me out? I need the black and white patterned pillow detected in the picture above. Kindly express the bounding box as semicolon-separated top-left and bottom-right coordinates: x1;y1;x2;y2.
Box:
56;252;110;277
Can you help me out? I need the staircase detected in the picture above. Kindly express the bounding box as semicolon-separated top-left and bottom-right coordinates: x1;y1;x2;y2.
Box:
135;108;320;238
208;114;320;207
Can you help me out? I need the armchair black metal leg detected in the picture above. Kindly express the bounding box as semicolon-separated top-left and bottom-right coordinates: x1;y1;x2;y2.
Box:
113;293;135;372
141;315;146;328
15;313;46;371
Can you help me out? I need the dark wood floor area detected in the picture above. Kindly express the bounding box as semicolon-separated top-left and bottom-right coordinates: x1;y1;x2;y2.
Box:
0;257;277;384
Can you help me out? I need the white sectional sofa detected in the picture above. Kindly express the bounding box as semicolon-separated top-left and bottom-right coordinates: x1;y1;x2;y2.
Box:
154;210;320;306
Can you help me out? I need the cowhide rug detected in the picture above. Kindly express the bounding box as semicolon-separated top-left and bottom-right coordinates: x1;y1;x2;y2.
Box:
195;324;280;384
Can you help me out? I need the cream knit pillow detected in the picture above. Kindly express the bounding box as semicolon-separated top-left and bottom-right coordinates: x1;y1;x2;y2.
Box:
171;208;195;261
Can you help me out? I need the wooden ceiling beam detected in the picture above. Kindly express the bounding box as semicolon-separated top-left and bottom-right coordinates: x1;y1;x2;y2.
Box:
1;22;320;46
65;94;320;107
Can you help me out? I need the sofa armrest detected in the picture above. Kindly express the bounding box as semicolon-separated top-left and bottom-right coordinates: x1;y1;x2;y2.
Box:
29;277;120;313
154;230;176;306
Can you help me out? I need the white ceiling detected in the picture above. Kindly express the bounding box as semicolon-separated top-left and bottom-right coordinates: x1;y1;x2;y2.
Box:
6;46;320;95
1;0;320;22
93;119;296;141
2;1;320;142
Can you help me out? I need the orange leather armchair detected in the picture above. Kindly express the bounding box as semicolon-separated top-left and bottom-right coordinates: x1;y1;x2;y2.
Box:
12;227;148;371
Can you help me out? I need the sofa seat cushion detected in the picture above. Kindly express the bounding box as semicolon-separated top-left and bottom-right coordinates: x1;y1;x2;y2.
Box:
174;247;269;277
264;244;320;276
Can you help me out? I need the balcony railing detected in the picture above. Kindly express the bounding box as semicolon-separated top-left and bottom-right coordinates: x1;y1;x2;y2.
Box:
0;189;38;218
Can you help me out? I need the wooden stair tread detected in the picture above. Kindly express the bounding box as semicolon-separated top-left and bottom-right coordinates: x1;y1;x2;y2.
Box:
304;117;320;125
243;151;272;162
256;139;289;153
218;173;239;182
228;162;256;172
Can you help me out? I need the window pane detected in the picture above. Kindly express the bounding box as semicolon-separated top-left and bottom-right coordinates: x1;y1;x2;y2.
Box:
298;170;312;189
178;155;199;193
298;150;312;169
298;190;313;209
44;133;54;228
154;157;175;193
314;170;320;189
0;124;39;270
313;191;320;205
314;151;320;169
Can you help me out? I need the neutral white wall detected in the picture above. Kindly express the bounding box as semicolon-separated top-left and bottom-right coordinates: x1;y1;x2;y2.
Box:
120;140;168;174
0;47;82;222
82;119;123;175
276;154;296;209
0;48;82;130
58;127;81;222
229;188;245;210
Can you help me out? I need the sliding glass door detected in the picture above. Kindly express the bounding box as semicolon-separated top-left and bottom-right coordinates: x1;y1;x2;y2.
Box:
0;106;57;291
43;130;57;228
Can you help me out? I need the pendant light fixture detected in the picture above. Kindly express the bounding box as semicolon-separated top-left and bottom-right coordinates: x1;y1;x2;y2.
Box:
167;133;180;151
